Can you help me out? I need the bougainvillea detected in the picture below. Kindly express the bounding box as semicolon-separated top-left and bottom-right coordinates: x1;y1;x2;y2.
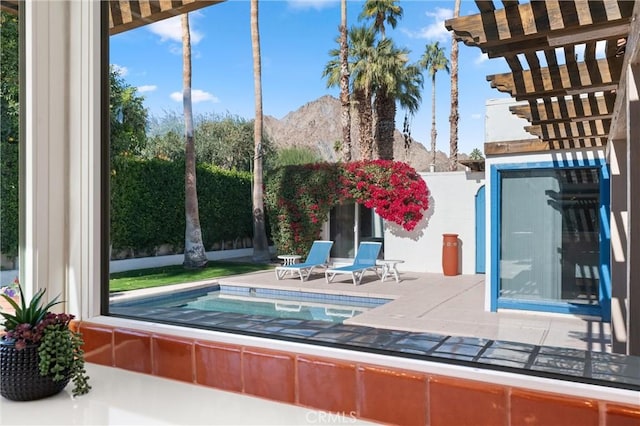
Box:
264;163;344;256
341;160;429;232
265;160;430;256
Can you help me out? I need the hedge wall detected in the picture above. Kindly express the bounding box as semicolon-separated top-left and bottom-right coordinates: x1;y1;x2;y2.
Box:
0;141;18;258
111;158;252;255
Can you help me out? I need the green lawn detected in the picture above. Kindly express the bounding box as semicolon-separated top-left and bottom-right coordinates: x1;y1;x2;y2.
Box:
109;261;274;292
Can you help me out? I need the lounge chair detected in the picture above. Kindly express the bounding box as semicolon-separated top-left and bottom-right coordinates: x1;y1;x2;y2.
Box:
325;241;382;286
275;240;333;282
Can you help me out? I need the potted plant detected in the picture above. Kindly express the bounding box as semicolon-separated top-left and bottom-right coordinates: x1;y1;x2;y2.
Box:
0;285;90;400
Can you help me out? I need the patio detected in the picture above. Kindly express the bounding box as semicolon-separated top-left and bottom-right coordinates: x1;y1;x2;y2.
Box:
217;269;612;353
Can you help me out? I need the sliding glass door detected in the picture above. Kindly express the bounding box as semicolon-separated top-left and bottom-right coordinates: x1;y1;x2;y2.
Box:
499;167;601;310
329;203;383;259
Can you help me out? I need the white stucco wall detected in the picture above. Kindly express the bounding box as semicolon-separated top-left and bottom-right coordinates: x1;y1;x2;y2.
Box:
485;98;533;142
384;171;485;274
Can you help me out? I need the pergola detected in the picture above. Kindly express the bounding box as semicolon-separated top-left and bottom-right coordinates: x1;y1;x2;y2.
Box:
446;0;639;156
1;0;223;35
447;0;640;355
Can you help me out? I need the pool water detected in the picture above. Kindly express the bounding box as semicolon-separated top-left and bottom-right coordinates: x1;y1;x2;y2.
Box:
119;285;390;323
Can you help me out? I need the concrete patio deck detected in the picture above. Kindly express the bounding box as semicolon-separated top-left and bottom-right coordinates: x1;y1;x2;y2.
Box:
217;269;612;353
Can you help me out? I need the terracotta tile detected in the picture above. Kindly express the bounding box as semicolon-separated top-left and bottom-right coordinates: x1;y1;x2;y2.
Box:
114;329;152;374
429;376;507;426
242;348;295;403
358;365;427;426
195;341;242;392
605;403;640;426
297;356;357;414
510;389;599;426
78;322;114;366
152;334;194;382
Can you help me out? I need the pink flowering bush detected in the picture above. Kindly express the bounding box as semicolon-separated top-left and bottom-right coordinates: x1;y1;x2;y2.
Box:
265;160;429;255
341;160;429;232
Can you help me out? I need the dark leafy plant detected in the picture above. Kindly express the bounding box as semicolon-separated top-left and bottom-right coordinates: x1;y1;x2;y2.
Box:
1;286;91;396
1;287;61;336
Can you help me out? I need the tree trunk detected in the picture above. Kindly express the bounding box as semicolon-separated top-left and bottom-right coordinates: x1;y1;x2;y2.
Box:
354;88;374;160
362;89;374;160
182;13;207;269
250;0;271;262
339;0;351;162
374;89;395;160
449;0;460;171
430;75;437;172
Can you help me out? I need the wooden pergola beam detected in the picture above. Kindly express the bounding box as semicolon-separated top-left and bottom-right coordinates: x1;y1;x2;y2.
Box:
510;94;616;124
0;0;19;15
525;119;611;140
487;57;623;100
484;139;553;155
109;0;223;35
485;136;607;155
445;1;633;50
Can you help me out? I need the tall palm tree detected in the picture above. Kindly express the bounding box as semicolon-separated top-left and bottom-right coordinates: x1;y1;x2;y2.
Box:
339;0;351;162
250;0;270;262
372;40;422;160
420;41;450;172
181;13;207;268
324;26;376;160
349;26;377;160
358;0;403;40
449;0;461;171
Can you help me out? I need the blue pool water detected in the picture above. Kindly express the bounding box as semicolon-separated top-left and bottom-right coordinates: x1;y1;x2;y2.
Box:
118;285;391;323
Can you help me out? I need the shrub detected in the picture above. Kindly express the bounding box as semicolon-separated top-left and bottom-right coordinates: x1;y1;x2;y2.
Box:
266;160;430;255
110;157;252;255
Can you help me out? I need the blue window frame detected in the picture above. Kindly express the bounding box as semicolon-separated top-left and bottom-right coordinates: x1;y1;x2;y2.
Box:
490;158;610;321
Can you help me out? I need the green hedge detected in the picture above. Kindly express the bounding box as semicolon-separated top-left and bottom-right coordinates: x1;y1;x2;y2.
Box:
0;141;19;257
265;163;343;256
111;158;252;254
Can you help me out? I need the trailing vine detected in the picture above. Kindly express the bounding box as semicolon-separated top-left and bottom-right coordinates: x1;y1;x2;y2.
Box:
266;160;430;256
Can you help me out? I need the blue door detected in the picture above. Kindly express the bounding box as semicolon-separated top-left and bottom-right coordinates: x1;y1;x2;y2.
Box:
475;186;486;273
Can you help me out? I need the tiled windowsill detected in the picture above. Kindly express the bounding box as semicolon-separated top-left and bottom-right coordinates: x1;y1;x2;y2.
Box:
83;315;640;407
0;363;375;425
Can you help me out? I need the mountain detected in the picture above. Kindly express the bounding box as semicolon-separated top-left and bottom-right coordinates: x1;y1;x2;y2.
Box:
263;95;466;172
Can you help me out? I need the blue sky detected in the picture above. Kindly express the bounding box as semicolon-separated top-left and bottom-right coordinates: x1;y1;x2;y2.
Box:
110;0;514;155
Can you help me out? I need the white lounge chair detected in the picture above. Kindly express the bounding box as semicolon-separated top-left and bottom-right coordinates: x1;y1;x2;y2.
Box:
275;240;333;282
325;241;382;286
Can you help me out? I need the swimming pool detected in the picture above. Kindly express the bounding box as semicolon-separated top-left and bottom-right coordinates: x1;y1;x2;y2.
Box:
112;285;391;323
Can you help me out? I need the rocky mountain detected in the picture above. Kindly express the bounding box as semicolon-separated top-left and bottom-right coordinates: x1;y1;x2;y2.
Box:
264;95;467;172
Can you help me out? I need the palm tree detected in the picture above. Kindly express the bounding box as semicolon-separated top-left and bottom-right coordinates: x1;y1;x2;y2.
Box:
181;13;207;268
339;0;351;162
419;41;450;172
372;40;422;160
349;26;377;160
358;0;403;40
449;0;461;171
323;26;376;160
250;0;270;262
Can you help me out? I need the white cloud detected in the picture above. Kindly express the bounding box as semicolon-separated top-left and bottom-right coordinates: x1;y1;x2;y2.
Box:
403;7;453;42
148;14;204;45
111;64;129;77
287;0;338;11
471;113;482;120
137;85;157;93
170;89;219;104
474;53;488;65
